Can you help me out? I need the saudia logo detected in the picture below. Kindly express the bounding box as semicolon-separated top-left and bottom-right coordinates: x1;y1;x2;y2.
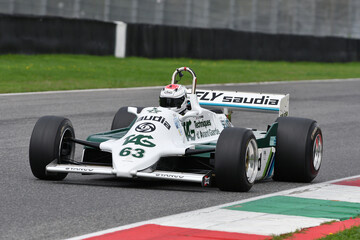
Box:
137;115;171;130
196;91;279;105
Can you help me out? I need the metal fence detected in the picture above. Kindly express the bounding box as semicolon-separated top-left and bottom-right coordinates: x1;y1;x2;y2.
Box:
1;0;360;39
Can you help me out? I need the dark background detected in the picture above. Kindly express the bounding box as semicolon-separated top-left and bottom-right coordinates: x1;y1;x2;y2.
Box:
1;14;360;62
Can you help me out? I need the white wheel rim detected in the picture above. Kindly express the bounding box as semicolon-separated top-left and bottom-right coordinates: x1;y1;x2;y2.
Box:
245;139;258;184
59;127;75;161
313;133;323;171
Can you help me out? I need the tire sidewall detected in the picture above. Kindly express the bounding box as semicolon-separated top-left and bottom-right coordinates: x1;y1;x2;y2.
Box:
274;117;323;182
29;116;74;180
305;123;323;181
215;128;257;192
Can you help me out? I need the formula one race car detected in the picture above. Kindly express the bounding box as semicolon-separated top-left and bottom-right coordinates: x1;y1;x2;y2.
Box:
29;67;323;192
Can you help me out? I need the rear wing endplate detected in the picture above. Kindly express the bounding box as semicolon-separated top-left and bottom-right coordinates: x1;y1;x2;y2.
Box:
196;89;289;117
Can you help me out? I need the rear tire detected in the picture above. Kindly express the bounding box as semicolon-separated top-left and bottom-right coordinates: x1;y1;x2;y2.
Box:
29;116;75;180
273;117;323;182
111;107;144;130
215;128;258;192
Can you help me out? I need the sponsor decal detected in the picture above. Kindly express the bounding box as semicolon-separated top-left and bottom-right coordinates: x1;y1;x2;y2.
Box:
196;91;224;101
155;173;185;179
135;122;156;133
196;91;279;106
147;107;161;114
120;134;155;158
270;136;276;146
220;119;232;128
123;134;156;148
65;167;94;172
163;90;173;94
183;121;195;141
174;118;181;129
196;129;220;139
173;115;184;136
183;120;220;141
137;115;171;130
194;120;211;128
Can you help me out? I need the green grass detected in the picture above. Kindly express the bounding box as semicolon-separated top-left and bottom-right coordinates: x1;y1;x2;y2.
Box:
318;225;360;240
270;221;360;240
271;229;303;240
1;54;360;93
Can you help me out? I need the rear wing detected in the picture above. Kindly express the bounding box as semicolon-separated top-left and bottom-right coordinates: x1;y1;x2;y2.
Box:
195;89;289;117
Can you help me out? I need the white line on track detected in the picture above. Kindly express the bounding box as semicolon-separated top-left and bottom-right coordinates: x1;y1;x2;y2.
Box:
66;174;360;240
1;78;360;97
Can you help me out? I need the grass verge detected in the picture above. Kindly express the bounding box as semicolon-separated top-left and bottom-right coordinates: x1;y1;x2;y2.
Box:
270;220;360;240
318;225;360;240
1;54;360;93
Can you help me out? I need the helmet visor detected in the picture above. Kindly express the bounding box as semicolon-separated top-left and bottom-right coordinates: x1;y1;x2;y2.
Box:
159;96;185;108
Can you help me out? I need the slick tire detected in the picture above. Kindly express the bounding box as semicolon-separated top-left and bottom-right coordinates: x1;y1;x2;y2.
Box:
273;117;323;182
111;107;144;130
215;128;258;192
29;116;75;180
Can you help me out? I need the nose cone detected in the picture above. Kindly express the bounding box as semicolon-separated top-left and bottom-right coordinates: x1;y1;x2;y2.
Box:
106;107;187;177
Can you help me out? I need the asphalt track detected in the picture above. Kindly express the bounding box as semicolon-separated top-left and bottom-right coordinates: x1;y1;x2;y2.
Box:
1;79;360;240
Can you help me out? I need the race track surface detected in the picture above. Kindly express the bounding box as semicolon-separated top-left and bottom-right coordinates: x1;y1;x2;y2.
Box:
1;79;360;240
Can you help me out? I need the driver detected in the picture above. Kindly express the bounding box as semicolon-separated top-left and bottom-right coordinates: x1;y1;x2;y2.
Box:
159;84;188;115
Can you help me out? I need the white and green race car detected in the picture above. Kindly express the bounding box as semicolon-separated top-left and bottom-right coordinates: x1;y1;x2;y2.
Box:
29;67;323;192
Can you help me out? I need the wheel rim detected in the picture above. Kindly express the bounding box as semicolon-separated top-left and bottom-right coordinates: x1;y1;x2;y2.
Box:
59;127;75;162
245;139;258;184
313;133;323;171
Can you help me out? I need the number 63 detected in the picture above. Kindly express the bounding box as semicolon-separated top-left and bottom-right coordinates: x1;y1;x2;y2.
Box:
119;147;145;158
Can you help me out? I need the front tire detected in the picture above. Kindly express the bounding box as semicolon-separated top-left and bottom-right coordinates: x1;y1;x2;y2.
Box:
29;116;75;180
111;107;144;130
273;117;323;182
215;128;258;192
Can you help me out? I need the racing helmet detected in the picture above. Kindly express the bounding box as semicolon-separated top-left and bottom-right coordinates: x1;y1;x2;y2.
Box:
159;84;188;114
